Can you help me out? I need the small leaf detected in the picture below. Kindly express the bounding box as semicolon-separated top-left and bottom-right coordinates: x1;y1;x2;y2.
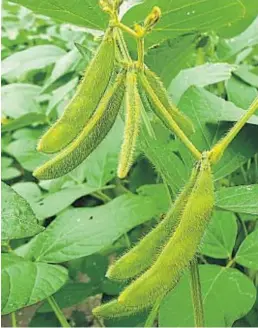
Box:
1;83;42;118
2;45;66;81
2;182;43;240
169;63;237;104
1;113;47;132
200;211;237;259
1;253;68;315
30;184;101;220
159;265;256;327
6;138;49;172
217;16;258;59
234;65;258;88
226;76;258;109
215;185;258;215
236;230;258;269
15;192;168;263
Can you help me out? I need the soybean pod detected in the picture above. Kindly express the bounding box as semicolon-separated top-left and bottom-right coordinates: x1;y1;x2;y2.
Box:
107;166;199;281
93;299;145;319
144;67;195;136
117;69;141;179
38;28;115;154
118;152;214;309
33;70;126;180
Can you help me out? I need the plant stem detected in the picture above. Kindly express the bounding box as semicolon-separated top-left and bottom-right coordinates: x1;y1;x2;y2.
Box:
116;22;139;39
137;37;145;69
93;191;112;203
144;296;163;327
116;28;132;63
11;311;17;327
210;96;258;164
47;296;70;327
139;73;202;160
190;259;205;328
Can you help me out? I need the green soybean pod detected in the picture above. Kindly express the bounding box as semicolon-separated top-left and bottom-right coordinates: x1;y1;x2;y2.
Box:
93;299;141;319
107;166;199;281
38;28;115;154
33;70;126;180
117;69;141;179
144;67;195;136
118;152;214;309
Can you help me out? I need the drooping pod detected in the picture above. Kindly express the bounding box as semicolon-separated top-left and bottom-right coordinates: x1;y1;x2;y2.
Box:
38;28;115;154
107;166;198;281
118;152;214;309
117;69;141;179
93;299;143;319
33;70;126;180
142;67;195;136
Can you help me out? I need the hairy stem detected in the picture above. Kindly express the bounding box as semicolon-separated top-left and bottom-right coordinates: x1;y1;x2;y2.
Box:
47;296;70;327
137;38;145;69
190;259;205;328
210;96;258;164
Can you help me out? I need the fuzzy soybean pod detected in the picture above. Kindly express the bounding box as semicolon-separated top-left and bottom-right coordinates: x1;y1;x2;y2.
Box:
118;152;214;309
143;67;195;136
93;299;141;319
107;166;199;281
37;28;115;154
33;70;126;180
117;69;141;179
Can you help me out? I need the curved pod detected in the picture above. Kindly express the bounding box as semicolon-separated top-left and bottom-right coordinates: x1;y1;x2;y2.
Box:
107;166;198;281
38;28;115;153
118;153;214;309
33;70;126;180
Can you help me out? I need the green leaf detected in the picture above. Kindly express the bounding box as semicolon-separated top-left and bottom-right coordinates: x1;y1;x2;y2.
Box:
145;34;197;87
200;211;237;259
140;122;188;194
1;253;68;315
2;45;66;81
29;184;101;220
178;87;258;180
236;229;258;269
234;65;258;88
217;16;258;59
6;138;49;172
38;282;100;313
123;0;245;47
15;192;168;263
46;48;81;86
1;167;21;181
9;0;108;30
159;265;256;327
1;83;42;118
1;182;43;240
1;113;47;132
226;76;258;109
12;182;42;202
215;185;258;215
46;78;78;115
1;157;21;180
169;63;237;104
